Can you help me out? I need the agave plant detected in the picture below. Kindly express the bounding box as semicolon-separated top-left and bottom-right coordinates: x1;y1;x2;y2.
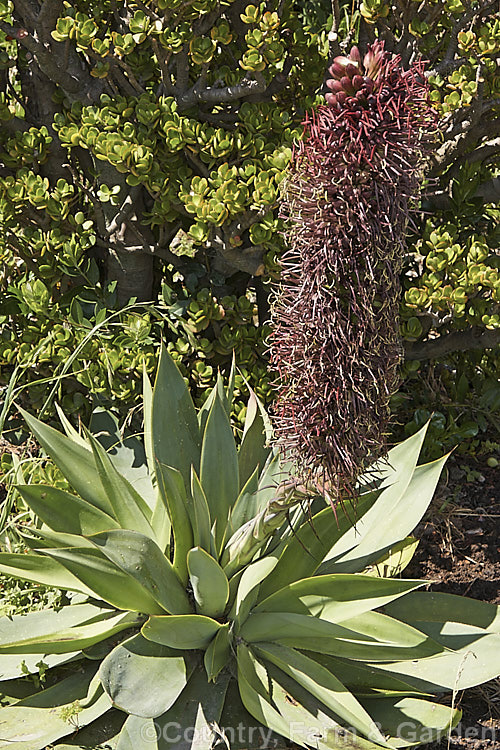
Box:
0;348;498;750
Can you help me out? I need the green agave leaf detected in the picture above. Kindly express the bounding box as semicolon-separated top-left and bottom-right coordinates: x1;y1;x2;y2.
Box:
383;591;500;634
240;611;373;644
142;614;221;650
255;574;426;624
190;469;212;554
0;603;112;657
197;372;230;434
55;402;88;449
237;645;383;750
0;664;111;750
90;530;191;615
15;485;120;537
187;547;229;617
258;491;378;600
369;631;500;692
241;611;444;662
360;696;461;748
236;644;290;741
358;422;429;489
43;547;165;615
152;344;200;486
228;465;260;535
24;527;94;549
307;653;432;698
233;555;279;630
200;393;239;552
142;364;155;480
0;552;94;595
238;392;270;490
0;652;78;682
90;408;156;511
85;429;154;537
254;642;391;747
323;453;448;574
51;709;125;749
319;610;445;661
150;492;171;554
156;462;193;586
100;633;192;719
116;669;230;750
204;623;231;682
363;537;419;578
19;408;113;516
0;609;138;655
218;682;283;750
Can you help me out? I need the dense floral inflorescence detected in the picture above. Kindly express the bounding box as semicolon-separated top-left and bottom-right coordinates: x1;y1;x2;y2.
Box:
270;41;437;494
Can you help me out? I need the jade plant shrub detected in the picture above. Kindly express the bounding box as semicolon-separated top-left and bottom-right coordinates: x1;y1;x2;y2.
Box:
0;0;322;425
0;348;499;749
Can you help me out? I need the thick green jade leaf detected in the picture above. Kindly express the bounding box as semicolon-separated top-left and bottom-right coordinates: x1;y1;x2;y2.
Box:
200;394;239;551
156;463;193;586
323;453;448;574
152;345;200;486
42;547;165;614
187;547;229;617
360;696;461;748
19;408;113;516
0;665;111;750
238;392;270;490
258;490;378;600
85;430;154;537
254;642;391;747
0;609;138;655
204;623;231;682
255;574;426;624
237;645;383;750
142;614;221;650
116;669;230;750
16;485;120;537
0;552;94;595
100;634;191;718
383;591;500;634
90;530;191;615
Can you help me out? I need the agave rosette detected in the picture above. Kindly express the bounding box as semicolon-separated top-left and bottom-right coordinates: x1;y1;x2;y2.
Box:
0;348;498;750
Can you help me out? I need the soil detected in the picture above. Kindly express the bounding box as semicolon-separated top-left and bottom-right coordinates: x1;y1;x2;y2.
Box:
406;459;500;750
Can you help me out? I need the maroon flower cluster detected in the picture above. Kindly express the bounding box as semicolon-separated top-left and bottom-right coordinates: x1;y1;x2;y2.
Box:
270;41;436;496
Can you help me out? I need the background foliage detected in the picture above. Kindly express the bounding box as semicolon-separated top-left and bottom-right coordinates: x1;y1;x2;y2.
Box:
0;0;498;464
